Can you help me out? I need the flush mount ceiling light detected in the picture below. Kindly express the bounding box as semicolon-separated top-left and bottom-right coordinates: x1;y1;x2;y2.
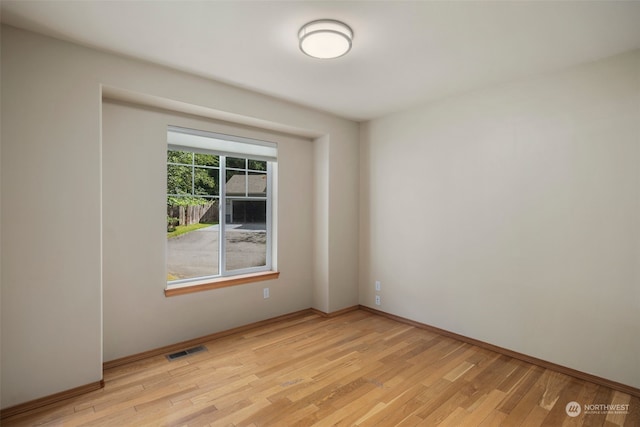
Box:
298;19;353;59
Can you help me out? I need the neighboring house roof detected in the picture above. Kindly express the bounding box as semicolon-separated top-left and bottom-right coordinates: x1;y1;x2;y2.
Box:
226;174;267;196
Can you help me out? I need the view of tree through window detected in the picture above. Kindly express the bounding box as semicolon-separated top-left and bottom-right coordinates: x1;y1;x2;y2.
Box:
166;148;270;284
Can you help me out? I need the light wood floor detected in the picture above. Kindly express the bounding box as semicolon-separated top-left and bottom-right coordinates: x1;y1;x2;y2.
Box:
3;310;638;426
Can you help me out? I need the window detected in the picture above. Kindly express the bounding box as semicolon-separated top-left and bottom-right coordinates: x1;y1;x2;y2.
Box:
166;126;275;288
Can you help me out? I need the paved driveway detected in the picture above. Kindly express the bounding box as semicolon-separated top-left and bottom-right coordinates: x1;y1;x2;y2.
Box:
167;224;266;280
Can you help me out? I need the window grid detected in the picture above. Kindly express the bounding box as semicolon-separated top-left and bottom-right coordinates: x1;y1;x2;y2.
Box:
167;146;272;288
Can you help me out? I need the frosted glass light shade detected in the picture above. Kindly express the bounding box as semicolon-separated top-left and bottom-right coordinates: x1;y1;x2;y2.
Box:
298;20;353;59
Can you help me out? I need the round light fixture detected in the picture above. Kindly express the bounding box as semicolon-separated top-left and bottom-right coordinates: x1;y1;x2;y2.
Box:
298;19;353;59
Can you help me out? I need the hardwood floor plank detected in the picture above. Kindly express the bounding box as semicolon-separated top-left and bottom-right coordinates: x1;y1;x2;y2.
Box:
461;355;522;410
459;388;507;425
420;345;477;387
623;396;640;427
562;382;601;427
496;360;533;394
520;404;549;426
540;377;584;426
413;379;475;420
275;404;318;426
490;365;548;425
167;401;220;426
79;406;138;426
437;406;470;426
583;386;614;427
201;399;271;427
103;399;194;427
361;384;430;426
477;409;508;426
497;364;546;414
2;310;638;427
606;391;632;426
443;360;476;382
418;389;472;426
318;378;393;425
539;371;573;410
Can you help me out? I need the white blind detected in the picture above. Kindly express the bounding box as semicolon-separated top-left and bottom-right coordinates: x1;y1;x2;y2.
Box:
167;126;277;162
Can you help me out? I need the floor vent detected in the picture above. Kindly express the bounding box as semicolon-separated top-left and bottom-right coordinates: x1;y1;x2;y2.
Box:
166;345;207;361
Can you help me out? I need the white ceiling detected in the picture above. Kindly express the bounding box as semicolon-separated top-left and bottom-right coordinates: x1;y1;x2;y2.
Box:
2;1;640;121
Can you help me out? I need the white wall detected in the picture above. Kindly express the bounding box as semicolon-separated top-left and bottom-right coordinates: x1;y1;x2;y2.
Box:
1;28;103;408
313;135;330;312
102;101;315;361
360;49;640;388
0;25;359;408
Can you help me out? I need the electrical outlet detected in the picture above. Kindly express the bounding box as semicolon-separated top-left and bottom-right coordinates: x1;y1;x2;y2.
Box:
263;288;270;299
375;295;381;305
375;281;381;291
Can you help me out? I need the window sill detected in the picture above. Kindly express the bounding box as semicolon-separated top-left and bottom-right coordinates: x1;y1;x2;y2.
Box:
164;271;280;297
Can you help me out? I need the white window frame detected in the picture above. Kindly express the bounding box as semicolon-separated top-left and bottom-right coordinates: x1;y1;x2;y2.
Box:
166;126;275;289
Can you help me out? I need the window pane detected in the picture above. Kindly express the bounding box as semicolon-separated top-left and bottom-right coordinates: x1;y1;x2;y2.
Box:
225;199;267;271
248;159;267;171
226;170;246;197
167;199;220;281
248;172;267;197
226;157;246;169
194;167;219;196
168;150;193;165
167;164;192;195
194;153;219;167
167;133;273;286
